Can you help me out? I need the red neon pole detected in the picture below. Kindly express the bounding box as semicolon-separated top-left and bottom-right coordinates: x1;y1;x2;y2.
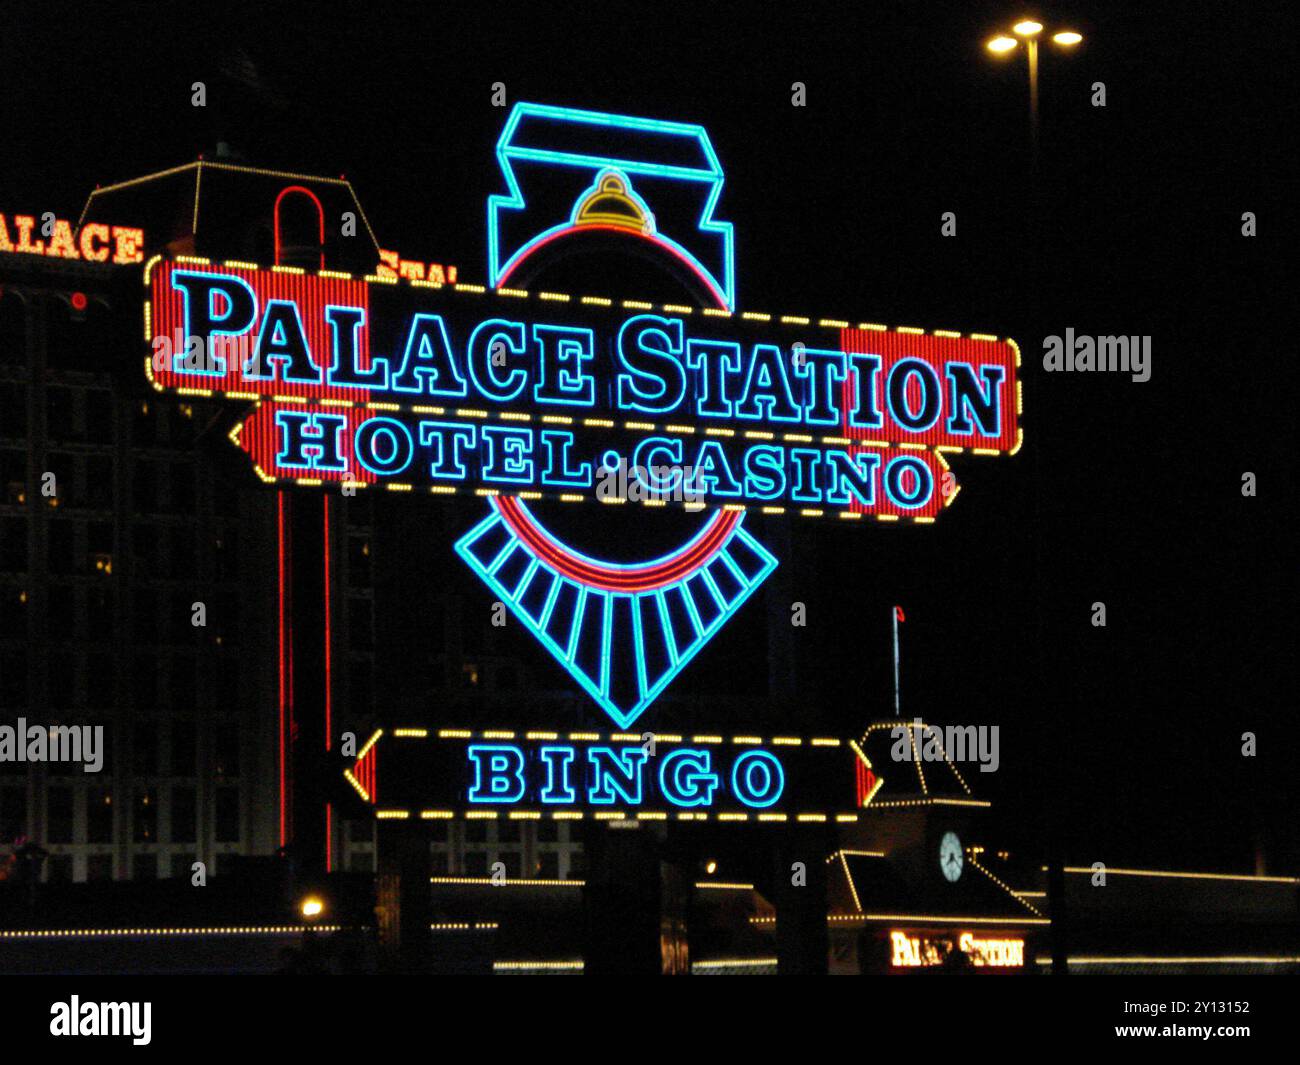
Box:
324;494;333;872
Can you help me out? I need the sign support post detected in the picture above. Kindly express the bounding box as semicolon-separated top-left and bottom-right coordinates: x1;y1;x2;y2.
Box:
281;491;330;882
772;826;831;974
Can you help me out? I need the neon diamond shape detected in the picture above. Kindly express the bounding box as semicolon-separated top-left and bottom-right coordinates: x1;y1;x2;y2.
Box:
455;500;777;729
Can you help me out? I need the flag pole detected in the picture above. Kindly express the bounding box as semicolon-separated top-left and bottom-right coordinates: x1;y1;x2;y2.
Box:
892;605;904;717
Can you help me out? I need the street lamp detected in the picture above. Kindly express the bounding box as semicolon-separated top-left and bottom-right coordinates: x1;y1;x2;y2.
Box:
985;18;1083;164
984;18;1082;982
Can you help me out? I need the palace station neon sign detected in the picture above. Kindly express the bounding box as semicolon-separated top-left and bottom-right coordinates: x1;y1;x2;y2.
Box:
142;104;1022;810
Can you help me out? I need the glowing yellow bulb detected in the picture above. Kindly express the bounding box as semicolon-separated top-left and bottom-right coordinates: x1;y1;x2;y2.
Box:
1053;31;1082;45
1013;20;1043;36
299;896;325;920
705;860;718;875
987;36;1018;53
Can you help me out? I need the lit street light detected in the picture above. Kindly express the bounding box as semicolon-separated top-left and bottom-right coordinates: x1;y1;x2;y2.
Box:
984;18;1084;980
986;17;1083;166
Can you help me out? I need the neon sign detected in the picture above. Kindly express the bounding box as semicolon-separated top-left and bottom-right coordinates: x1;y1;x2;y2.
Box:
143;260;1019;519
489;103;736;309
1;212;144;264
348;728;868;819
141;102;1023;732
889;930;1025;968
376;248;458;285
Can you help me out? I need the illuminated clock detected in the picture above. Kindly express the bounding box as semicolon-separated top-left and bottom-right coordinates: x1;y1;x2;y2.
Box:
939;831;964;883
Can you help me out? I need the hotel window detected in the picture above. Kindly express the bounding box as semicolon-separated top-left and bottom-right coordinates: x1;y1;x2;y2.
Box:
86;719;113;776
170;720;196;777
167;592;191;645
0;590;26;642
169;657;196;709
1;448;24;502
0;649;26;709
0;382;25;434
348;535;371;583
85;391;113;443
45;722;80;779
46;584;75;641
46;787;73;844
87;788;114;843
348;657;372;714
213;530;238;581
168;526;194;579
86;854;114;882
168;463;194;513
45;856;72;883
345;491;372;525
212;590;239;647
0;650;23;717
132;461;156;512
133;789;157;842
47;652;75;708
132;523;159;572
132;588;158;643
86;586;114;638
217;659;240;712
348;597;373;650
0;517;25;572
47;521;75;574
132;720;158;776
170;785;196;843
86;456;113;509
87;652;113;698
175;591;205;646
1;786;28;836
214;723;240;778
133;852;158;880
169;404;196;445
215;479;240;519
463;852;488;876
45;387;75;440
132;402;156;447
46;306;92;372
214;787;240;843
536;852;560;879
132;654;158;710
46;452;74;504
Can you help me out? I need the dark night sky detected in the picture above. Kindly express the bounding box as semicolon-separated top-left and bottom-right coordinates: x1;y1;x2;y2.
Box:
5;2;1295;871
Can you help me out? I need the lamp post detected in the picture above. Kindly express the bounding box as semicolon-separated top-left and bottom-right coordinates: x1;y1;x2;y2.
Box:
984;18;1083;981
986;20;1083;174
